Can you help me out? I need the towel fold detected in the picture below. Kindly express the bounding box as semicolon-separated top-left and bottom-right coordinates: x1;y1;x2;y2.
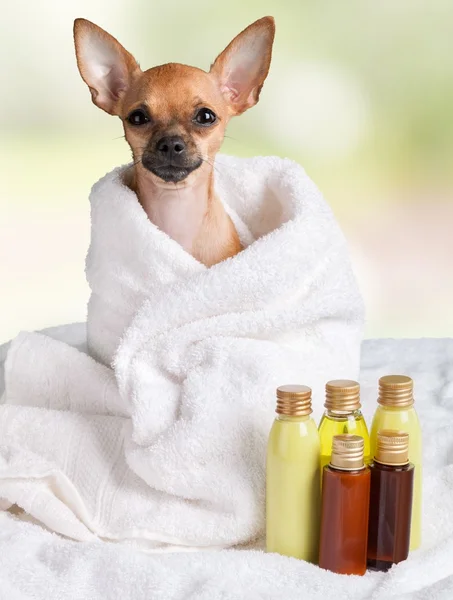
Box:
0;155;363;549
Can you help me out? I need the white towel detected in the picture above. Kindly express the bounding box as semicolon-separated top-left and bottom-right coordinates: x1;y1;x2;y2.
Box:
1;336;453;599
0;155;364;549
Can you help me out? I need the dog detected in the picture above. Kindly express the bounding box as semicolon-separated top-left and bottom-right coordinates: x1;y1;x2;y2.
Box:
73;17;275;266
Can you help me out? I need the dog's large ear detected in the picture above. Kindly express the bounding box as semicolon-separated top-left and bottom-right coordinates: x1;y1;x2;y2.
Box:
73;19;141;115
210;17;275;116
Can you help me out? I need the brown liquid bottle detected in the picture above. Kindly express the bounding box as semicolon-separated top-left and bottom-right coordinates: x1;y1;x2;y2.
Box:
367;430;414;571
319;435;370;575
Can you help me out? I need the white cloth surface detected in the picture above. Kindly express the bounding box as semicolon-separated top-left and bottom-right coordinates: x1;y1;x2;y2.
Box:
0;329;452;599
0;156;364;552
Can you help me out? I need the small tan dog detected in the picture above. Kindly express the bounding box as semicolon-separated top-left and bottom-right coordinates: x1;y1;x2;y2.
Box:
74;17;275;266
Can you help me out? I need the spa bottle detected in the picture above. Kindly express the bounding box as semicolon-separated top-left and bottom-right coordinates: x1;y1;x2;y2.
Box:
266;385;320;562
367;430;414;572
318;435;370;576
318;379;370;481
370;375;422;550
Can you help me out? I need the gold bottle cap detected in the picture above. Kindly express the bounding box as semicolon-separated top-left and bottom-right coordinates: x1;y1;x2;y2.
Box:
276;385;312;417
378;375;414;408
325;379;361;412
330;434;365;471
375;430;410;466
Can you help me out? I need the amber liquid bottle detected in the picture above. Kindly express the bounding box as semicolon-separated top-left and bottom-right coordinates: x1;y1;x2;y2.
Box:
367;430;414;571
319;435;371;576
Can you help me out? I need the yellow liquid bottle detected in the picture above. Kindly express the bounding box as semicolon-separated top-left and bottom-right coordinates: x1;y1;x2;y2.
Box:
266;384;320;562
319;380;370;479
370;375;422;551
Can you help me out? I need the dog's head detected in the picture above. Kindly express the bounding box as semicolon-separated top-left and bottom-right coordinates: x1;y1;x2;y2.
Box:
73;17;275;186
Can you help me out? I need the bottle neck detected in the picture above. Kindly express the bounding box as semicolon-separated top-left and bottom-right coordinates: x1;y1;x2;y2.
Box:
325;408;363;418
371;460;412;472
276;414;311;423
327;464;366;475
377;403;414;412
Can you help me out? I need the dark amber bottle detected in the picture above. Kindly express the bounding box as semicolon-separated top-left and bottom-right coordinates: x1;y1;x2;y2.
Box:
319;435;371;576
367;430;414;571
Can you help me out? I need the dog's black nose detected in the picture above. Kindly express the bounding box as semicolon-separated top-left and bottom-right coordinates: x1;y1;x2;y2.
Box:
156;136;186;158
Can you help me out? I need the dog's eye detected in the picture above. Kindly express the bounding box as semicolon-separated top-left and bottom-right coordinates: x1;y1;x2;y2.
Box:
127;109;150;126
194;108;217;126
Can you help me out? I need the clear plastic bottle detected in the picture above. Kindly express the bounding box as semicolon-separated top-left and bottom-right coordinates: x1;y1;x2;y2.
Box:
266;385;320;562
318;380;370;482
370;375;422;550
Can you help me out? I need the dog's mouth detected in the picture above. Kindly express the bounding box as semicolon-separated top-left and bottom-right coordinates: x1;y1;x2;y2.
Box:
142;159;203;183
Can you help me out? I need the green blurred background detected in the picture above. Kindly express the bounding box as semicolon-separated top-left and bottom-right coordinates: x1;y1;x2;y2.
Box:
1;0;452;343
